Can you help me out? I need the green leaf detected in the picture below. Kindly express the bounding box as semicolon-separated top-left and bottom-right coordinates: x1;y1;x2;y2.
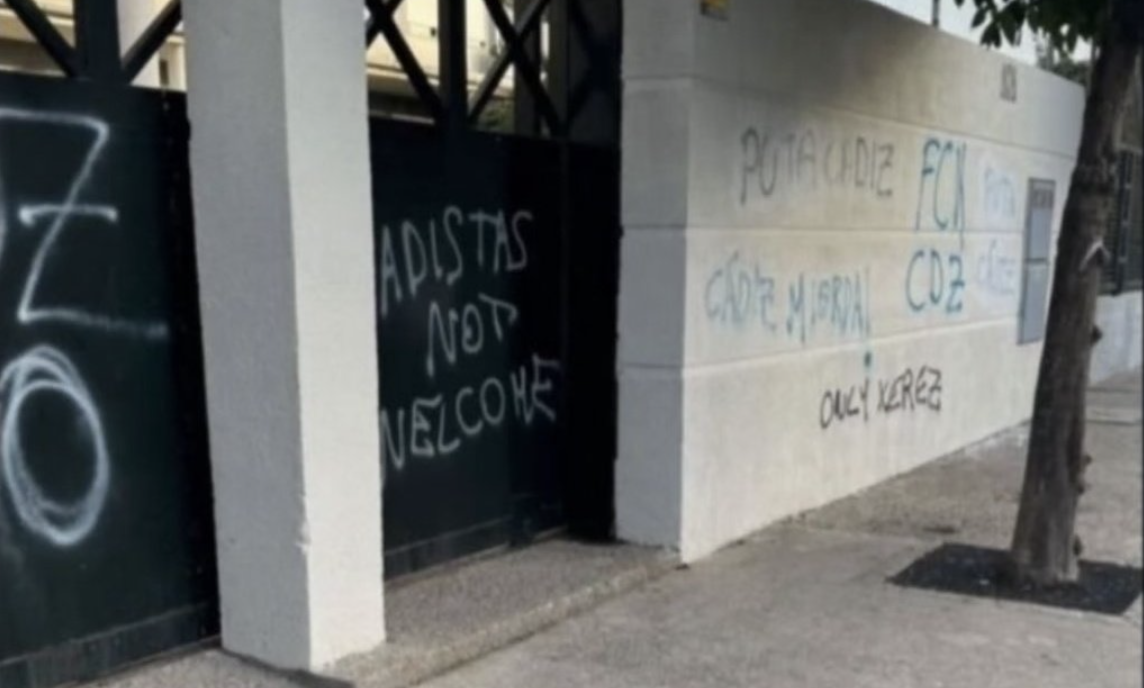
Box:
982;22;1002;46
1008;1;1027;26
1000;17;1021;43
972;6;990;28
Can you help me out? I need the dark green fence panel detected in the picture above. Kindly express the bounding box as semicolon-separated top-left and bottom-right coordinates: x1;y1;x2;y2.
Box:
371;120;619;578
372;121;565;576
0;72;217;688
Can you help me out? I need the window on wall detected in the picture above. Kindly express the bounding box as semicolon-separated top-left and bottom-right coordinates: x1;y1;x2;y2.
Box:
1125;154;1144;289
1102;151;1144;294
1019;179;1056;344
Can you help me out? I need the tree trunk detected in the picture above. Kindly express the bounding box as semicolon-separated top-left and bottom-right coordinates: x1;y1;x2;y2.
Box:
1010;0;1142;587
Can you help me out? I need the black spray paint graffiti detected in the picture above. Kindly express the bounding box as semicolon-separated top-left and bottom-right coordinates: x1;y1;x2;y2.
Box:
378;207;560;472
907;137;967;315
819;364;943;429
740;126;895;205
704;250;872;345
0;110;167;548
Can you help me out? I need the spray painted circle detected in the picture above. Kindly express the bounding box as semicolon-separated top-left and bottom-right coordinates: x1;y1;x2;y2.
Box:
0;346;110;547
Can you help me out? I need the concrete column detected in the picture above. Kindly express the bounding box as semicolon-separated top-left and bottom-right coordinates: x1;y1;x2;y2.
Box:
117;0;160;86
615;0;696;555
182;0;384;671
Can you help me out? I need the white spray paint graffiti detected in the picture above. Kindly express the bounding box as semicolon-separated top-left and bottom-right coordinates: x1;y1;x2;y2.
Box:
382;353;560;471
0;107;169;547
379;205;532;321
0;346;110;547
0;110;170;341
378;206;561;474
425;292;519;378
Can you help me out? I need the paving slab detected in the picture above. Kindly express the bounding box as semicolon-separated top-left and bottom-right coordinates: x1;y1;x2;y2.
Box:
417;526;1141;688
803;371;1142;568
408;371;1142;688
329;540;677;688
91;651;317;688
93;540;676;688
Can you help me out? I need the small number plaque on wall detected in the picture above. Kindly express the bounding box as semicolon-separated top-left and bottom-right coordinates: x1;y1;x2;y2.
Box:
701;0;728;20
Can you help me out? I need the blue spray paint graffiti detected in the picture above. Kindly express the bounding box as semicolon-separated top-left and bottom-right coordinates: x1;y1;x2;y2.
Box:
982;165;1018;225
915;138;967;239
905;247;965;314
976;239;1019;297
705;250;872;345
704;251;779;333
907;137;968;315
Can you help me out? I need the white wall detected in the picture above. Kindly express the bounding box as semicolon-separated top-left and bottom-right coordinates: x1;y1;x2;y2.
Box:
1092;292;1144;383
619;0;1086;561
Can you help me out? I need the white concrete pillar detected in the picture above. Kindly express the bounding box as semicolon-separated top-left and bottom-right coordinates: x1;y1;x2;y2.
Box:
615;0;695;555
182;0;385;671
117;0;160;86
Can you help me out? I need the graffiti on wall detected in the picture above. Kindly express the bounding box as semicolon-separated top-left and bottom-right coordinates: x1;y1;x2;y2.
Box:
819;363;943;429
906;137;968;315
0;110;171;549
907;138;1027;312
976;239;1020;297
740;126;895;206
704;249;872;345
981;160;1020;227
377;206;561;472
718;117;1049;431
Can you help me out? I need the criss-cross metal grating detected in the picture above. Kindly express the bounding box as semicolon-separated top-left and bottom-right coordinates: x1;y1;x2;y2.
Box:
1;0;181;83
364;0;619;143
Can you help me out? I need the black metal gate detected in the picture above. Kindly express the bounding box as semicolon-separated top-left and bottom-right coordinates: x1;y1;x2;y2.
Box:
0;4;218;688
369;0;621;577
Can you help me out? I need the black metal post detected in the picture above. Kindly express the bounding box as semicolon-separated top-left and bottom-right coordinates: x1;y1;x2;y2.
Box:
5;0;77;76
548;0;570;131
75;0;124;83
550;0;621;144
439;0;469;131
514;0;541;136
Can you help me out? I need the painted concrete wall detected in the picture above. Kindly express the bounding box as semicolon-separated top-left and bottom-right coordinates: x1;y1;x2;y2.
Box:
619;0;1086;561
1092;292;1144;383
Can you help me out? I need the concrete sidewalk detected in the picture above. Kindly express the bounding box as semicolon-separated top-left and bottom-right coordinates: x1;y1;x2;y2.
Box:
100;372;1143;688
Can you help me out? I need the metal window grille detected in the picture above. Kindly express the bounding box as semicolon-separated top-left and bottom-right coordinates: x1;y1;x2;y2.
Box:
0;0;181;84
364;0;620;143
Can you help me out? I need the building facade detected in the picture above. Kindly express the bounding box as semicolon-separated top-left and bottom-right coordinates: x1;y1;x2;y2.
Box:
0;1;1138;687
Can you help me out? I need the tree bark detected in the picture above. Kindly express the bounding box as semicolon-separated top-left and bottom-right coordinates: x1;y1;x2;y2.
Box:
1010;0;1142;587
